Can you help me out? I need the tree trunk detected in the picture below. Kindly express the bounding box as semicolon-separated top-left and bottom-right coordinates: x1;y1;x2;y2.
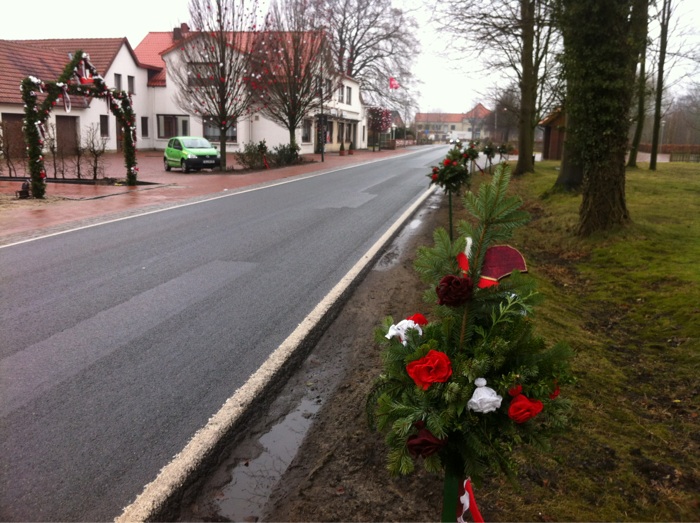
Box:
219;130;228;171
577;150;629;236
514;0;536;176
627;46;647;168
554;108;584;191
650;0;670;171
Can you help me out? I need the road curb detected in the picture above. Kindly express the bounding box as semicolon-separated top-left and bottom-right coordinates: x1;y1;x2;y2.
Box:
115;185;437;522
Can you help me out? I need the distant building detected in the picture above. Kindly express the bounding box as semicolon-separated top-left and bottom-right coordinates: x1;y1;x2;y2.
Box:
415;103;492;142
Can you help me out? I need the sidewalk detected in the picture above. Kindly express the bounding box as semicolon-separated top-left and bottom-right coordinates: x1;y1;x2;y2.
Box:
0;147;417;245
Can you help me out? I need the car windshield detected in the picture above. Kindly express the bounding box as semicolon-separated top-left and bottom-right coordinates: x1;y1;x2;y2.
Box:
182;138;212;149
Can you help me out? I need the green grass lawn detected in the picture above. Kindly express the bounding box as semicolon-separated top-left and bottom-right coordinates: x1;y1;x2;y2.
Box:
469;160;699;521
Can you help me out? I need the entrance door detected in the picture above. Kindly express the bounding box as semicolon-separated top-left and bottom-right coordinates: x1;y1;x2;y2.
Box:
56;115;78;156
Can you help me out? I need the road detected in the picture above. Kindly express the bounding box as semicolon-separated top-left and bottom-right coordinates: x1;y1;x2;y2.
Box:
0;146;446;521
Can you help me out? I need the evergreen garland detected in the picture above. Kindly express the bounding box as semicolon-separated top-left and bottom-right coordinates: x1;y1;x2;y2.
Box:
21;50;138;198
368;163;574;520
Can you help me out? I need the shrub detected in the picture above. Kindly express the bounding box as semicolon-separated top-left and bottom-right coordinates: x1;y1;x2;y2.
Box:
270;143;301;167
233;140;269;170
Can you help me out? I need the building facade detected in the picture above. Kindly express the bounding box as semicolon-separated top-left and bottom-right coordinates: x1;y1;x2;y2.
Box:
0;27;367;161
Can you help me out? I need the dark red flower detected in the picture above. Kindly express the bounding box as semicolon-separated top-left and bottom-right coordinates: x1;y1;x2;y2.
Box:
508;384;522;397
432;173;438;181
508;394;543;423
406;350;452;390
407;427;446;458
436;274;473;307
443;158;451;166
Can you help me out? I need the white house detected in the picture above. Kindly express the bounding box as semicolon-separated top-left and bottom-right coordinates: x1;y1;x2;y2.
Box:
0;38;149;157
134;24;367;155
1;29;368;162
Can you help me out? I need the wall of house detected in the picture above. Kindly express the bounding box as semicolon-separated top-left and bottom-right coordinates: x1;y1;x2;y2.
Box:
153;51;367;155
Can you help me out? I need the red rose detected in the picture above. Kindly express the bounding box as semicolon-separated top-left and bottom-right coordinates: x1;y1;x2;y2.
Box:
443;158;451;166
452;160;458;166
406;313;428;325
436;274;473;307
508;394;543;423
407;427;446;458
432;166;439;173
432;173;438;181
406;350;452;390
508;384;522;397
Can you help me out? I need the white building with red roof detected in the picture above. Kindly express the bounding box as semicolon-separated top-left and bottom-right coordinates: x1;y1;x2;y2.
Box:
0;24;367;164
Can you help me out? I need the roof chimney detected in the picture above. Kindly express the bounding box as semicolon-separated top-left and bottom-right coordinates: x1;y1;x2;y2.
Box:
173;23;190;41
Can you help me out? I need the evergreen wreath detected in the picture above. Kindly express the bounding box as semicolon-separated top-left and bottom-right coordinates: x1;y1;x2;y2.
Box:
368;163;574;521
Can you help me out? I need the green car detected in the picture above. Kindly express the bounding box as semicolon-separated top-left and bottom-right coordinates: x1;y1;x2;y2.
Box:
164;136;221;173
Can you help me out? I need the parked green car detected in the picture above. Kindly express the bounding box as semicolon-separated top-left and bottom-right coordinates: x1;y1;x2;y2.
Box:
164;136;221;173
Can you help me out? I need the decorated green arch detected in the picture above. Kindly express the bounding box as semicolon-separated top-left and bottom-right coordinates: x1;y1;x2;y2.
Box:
21;50;138;198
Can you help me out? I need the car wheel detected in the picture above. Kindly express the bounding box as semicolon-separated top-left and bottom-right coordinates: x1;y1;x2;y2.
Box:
181;160;190;173
164;157;171;171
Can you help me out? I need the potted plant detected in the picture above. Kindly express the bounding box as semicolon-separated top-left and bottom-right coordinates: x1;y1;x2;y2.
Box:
348;141;355;155
339;141;346;156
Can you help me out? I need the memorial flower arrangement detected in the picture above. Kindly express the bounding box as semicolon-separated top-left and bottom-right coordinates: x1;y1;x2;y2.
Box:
368;164;574;522
428;144;473;241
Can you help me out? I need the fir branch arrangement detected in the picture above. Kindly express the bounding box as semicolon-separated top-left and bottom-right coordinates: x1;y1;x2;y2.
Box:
368;163;574;522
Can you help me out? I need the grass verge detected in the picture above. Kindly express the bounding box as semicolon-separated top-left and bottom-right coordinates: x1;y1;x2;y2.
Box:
470;161;699;521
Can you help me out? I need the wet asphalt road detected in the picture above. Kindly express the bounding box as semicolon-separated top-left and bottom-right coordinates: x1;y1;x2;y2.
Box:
0;147;447;521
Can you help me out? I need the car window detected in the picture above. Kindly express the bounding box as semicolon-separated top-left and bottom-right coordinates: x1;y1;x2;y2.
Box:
182;138;211;149
167;139;174;148
174;140;182;151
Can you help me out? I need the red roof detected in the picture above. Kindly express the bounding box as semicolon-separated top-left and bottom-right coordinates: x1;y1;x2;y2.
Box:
0;40;67;104
464;103;491;120
8;38;137;77
134;32;175;70
415;104;492;124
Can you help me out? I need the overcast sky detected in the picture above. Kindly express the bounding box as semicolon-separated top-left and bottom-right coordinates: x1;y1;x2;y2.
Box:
1;0;698;114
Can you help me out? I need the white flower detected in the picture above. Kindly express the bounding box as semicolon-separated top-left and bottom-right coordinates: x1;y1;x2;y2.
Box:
385;319;423;346
467;378;502;413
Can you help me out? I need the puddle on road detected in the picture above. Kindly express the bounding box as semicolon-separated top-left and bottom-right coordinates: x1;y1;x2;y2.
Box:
212;397;322;521
374;192;443;271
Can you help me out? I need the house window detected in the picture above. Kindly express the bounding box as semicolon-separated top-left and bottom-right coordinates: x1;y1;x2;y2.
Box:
362;125;365;142
338;122;344;143
325;79;332;96
100;115;109;138
128;75;135;94
346;86;351;105
114;73;122;91
203;117;237;143
302;119;312;143
157;115;190;139
338;85;344;104
451;125;455;130
141;116;149;138
327;121;334;143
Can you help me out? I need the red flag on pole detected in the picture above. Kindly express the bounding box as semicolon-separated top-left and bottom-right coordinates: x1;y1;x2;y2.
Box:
389;77;400;89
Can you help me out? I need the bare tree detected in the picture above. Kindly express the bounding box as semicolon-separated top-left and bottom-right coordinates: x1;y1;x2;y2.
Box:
434;0;562;176
170;0;263;170
312;0;420;110
250;0;335;149
83;124;107;180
